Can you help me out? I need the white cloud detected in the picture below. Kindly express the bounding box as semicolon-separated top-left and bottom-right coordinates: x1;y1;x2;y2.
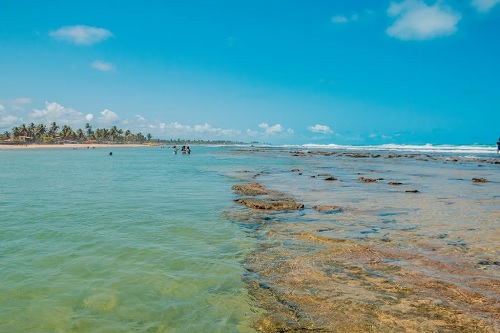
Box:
259;123;284;134
0;114;21;128
0;105;4;112
98;109;118;123
29;101;88;125
308;124;333;134
331;14;358;24
387;0;462;40
0;97;32;112
91;60;114;72
471;0;500;12
85;114;93;122
50;25;113;45
246;129;259;137
135;115;147;122
153;121;241;138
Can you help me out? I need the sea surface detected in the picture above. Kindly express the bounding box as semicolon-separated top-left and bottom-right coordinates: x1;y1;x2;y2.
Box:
0;144;499;332
0;146;273;333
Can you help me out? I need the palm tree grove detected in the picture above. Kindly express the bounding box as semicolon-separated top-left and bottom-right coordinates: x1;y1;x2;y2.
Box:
1;122;151;144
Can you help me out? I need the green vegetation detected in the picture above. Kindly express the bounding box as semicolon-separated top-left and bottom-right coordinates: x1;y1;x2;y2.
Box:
1;122;149;144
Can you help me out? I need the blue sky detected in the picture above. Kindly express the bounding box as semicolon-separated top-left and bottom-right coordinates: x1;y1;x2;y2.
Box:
1;0;499;145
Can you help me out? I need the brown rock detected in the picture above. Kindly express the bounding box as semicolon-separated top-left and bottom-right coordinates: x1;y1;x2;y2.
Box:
313;205;343;212
324;177;338;181
472;178;488;183
358;177;378;183
388;182;403;185
234;197;304;210
405;190;420;193
232;182;271;195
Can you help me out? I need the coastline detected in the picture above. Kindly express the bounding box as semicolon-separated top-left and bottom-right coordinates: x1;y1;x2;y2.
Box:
227;148;500;332
0;143;153;149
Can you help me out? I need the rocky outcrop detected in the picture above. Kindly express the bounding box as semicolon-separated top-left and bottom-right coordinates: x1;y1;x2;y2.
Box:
232;182;271;195
235;197;304;211
233;182;304;211
358;177;379;183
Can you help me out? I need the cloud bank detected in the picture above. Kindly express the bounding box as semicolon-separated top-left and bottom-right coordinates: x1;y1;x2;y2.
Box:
30;101;90;125
50;25;113;45
387;0;462;40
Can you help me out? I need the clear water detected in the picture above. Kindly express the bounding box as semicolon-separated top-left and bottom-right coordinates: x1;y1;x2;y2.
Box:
0;146;268;333
1;145;499;332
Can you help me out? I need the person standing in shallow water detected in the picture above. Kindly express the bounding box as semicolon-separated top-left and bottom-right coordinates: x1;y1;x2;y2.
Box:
497;138;500;153
172;146;178;154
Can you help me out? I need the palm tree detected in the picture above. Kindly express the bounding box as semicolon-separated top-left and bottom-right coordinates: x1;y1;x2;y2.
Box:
76;128;85;141
124;129;131;142
84;123;94;140
109;126;117;141
60;125;75;140
34;124;46;143
49;122;59;141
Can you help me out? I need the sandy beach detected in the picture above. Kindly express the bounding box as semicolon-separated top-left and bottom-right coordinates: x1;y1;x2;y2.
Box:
0;143;153;149
228;148;500;332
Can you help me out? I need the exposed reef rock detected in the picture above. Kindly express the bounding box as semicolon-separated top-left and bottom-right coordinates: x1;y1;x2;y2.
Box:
472;178;488;183
234;197;304;211
232;182;272;195
233;182;304;211
358;177;379;183
313;205;344;212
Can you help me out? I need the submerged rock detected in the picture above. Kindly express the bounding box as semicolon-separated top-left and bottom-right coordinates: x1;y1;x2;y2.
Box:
234;197;304;211
358;177;378;183
388;182;403;185
232;182;271;195
472;178;488;183
313;205;343;212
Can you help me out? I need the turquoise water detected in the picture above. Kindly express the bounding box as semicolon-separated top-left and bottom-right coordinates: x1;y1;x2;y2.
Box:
2;145;499;332
0;146;266;333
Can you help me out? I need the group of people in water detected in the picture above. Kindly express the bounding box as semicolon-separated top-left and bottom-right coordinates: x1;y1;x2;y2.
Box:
172;145;191;154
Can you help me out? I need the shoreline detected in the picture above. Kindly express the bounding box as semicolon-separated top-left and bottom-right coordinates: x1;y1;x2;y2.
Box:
0;143;153;149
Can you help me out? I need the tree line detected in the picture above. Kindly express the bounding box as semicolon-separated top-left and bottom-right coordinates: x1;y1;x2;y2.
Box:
1;122;151;144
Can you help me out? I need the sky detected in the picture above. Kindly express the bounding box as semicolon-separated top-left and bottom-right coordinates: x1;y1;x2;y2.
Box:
1;0;499;145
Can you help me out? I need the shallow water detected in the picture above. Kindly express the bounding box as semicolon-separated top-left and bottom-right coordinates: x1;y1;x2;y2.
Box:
1;146;499;332
224;149;500;332
0;146;268;333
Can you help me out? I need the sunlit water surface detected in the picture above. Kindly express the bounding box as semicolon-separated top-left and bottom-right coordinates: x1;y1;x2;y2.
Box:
0;146;278;333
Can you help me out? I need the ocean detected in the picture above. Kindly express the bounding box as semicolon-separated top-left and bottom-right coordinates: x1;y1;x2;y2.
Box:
0;144;499;332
